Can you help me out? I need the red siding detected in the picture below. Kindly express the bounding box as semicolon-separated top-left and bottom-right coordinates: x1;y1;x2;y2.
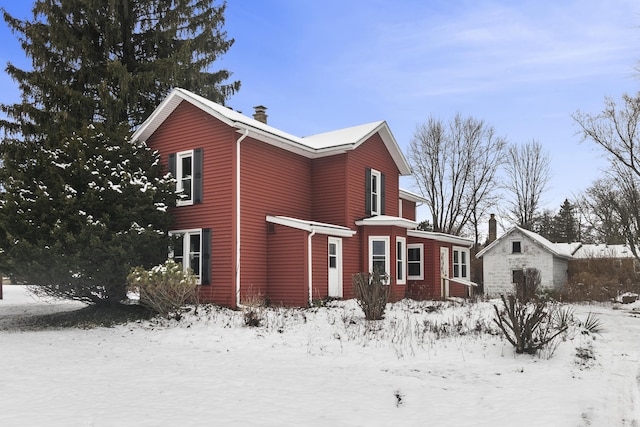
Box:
311;155;349;226
401;199;416;221
239;137;312;302
146;101;236;306
267;224;308;306
311;235;329;301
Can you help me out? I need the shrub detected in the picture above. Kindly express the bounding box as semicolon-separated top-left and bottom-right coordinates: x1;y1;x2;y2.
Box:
514;268;541;303
493;294;566;354
353;271;391;320
241;291;266;327
127;260;198;319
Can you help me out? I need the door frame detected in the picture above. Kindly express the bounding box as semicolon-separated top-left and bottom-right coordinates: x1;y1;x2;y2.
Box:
328;237;343;298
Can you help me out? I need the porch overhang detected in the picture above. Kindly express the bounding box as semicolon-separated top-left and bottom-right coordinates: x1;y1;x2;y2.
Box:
266;215;356;237
407;230;473;247
354;215;417;229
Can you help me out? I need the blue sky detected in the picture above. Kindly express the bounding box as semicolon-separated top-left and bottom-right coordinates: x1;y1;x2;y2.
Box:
1;0;640;224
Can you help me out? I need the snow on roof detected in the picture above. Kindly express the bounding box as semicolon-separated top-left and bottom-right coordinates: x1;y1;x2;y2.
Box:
132;88;412;175
355;215;417;229
399;188;427;204
266;215;356;237
407;229;474;247
573;244;637;259
476;226;575;259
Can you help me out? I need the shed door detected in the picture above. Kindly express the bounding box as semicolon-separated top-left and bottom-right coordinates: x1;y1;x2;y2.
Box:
440;247;450;298
328;237;343;298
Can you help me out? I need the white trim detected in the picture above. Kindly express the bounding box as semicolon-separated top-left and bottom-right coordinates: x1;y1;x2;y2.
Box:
169;229;203;285
236;128;249;307
407;243;424;280
368;236;390;283
266;215;356;237
398;199;403;218
452;246;470;280
176;150;194;206
396;236;406;285
355;215;417;229
328;237;343;298
370;169;382;216
399;188;427;204
407;229;473;247
132;88;412;175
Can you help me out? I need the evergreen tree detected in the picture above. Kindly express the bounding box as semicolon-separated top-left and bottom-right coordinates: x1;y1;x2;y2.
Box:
552;199;579;243
533;209;554;241
0;0;238;304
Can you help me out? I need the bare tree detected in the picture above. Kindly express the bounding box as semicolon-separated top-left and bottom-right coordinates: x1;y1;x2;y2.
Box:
573;94;640;177
573;93;640;258
503;140;551;230
408;113;506;239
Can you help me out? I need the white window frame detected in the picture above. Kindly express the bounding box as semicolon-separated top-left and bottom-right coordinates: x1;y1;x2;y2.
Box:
407;243;424;280
176;150;194;206
452;246;470;279
169;229;202;284
370;169;382;216
368;235;390;284
396;237;406;285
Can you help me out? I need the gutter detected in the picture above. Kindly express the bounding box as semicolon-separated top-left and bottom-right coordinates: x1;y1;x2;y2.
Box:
235;127;249;308
308;227;317;306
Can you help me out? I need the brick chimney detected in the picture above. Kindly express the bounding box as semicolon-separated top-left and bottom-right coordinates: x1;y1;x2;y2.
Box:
253;105;268;124
488;213;497;244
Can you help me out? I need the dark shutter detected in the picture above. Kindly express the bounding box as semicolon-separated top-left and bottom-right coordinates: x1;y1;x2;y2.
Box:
168;153;176;177
365;167;372;216
380;172;386;215
194;148;203;204
201;228;211;285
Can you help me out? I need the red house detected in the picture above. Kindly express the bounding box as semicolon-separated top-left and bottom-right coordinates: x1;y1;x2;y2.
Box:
132;88;475;308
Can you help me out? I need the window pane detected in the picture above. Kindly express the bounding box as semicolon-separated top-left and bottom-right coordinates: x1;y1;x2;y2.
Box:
373;260;386;274
512;241;521;253
461;251;466;263
454;265;459;277
408;248;421;262
329;256;337;269
408;263;421;277
173;235;184;265
181;156;192;178
372;240;385;255
329;243;336;256
453;251;459;263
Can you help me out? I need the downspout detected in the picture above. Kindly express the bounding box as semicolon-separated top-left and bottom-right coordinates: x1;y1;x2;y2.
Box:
236;127;249;308
308;227;317;306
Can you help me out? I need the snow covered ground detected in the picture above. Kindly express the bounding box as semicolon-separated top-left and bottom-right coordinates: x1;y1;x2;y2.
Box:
1;285;639;427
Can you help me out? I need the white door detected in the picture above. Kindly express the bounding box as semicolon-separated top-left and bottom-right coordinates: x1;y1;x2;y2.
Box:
328;237;343;298
440;247;450;298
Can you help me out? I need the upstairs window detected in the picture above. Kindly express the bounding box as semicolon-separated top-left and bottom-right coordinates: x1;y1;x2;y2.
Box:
169;149;203;206
512;241;522;254
365;168;385;216
453;246;469;279
177;151;193;204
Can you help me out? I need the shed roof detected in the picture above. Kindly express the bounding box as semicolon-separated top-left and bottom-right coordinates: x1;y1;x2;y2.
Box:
131;88;412;175
573;244;636;259
475;226;574;259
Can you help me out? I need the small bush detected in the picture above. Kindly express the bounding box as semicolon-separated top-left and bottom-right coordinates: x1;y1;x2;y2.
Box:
241;292;266;327
493;294;567;355
127;260;198;319
514;268;541;303
353;271;391;320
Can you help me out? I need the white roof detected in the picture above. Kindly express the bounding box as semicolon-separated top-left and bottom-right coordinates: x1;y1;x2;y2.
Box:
476;226;574;259
266;215;356;238
399;189;427;204
132;88;412;175
354;215;417;229
407;229;474;247
573;244;636;259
